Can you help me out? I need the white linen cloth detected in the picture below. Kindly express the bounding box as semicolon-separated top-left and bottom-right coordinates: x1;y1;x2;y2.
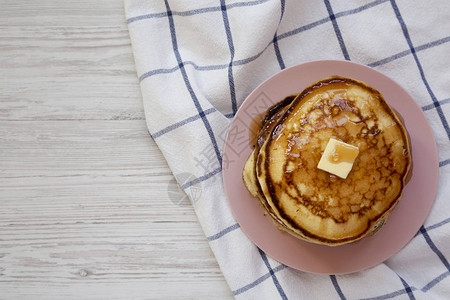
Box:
124;0;450;298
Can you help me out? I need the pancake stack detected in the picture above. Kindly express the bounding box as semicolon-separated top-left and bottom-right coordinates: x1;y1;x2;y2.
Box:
243;76;412;246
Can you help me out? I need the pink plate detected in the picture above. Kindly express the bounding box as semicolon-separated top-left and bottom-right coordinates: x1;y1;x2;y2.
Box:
222;60;439;274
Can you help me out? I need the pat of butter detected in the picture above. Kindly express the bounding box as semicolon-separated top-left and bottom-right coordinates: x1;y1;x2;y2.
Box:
317;138;359;179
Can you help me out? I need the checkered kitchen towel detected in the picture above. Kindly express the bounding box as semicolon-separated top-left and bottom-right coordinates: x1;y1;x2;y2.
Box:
125;0;450;298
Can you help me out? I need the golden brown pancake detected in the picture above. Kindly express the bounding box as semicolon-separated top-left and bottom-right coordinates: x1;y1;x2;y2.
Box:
243;76;412;246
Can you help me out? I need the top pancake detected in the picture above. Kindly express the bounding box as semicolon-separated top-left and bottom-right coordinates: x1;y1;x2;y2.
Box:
246;76;412;245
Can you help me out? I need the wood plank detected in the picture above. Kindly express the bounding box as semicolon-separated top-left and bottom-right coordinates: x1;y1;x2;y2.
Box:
0;0;127;27
0;24;144;120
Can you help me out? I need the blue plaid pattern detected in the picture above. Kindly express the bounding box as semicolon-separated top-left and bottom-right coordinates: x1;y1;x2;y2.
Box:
125;0;450;298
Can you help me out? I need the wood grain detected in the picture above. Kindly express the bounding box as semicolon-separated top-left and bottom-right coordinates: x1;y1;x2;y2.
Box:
0;1;232;299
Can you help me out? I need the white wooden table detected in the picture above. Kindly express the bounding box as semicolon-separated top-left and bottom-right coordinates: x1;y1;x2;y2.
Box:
0;1;232;298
